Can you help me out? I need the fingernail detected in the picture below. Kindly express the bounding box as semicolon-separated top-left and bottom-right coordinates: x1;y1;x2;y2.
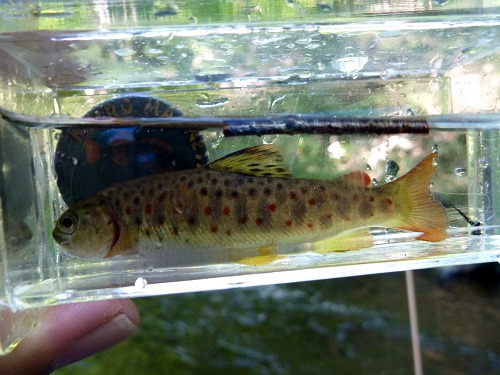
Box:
52;314;138;369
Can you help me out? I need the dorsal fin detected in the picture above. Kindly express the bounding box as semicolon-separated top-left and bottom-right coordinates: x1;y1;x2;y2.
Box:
336;171;371;187
207;145;292;177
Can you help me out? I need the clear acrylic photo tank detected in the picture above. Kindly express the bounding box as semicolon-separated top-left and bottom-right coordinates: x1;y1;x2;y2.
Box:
0;0;499;313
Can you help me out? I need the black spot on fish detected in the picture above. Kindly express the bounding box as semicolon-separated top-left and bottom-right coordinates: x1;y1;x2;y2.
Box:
263;187;272;196
235;198;248;224
133;196;141;206
197;176;204;183
359;202;373;219
200;187;208;196
215;189;223;198
291;200;306;224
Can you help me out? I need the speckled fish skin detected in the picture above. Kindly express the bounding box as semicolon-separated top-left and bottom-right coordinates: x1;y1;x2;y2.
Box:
53;146;448;259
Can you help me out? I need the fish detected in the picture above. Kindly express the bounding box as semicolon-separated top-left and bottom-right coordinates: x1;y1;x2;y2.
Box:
52;145;448;262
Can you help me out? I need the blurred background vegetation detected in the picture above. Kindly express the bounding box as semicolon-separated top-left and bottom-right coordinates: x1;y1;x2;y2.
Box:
56;267;499;375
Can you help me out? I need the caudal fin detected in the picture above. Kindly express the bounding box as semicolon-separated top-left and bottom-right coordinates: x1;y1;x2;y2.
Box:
389;153;448;242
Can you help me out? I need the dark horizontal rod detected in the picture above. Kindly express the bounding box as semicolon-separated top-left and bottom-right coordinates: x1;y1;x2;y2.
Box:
0;106;429;136
222;114;429;136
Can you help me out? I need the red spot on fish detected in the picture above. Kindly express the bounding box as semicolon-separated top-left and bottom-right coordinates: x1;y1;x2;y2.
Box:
307;223;314;229
268;204;277;212
172;207;180;214
204;207;212;215
308;199;316;206
369;196;375;202
255;218;264;225
323;213;332;221
210;226;218;233
285;220;293;227
223;207;231;215
238;217;248;224
145;204;152;214
125;206;132;215
386;198;393;205
290;192;297;200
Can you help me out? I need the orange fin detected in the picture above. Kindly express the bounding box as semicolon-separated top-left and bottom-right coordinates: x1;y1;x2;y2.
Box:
389;153;448;242
312;230;374;253
337;171;371;187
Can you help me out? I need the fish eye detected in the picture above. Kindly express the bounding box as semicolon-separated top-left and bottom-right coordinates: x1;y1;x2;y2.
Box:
58;212;77;234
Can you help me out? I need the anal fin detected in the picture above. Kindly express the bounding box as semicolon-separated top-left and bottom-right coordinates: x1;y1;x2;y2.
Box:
235;246;283;266
312;230;374;253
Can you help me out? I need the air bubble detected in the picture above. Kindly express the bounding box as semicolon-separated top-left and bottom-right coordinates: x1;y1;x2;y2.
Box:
262;134;279;144
480;157;489;168
114;47;136;57
454;168;466;176
147;48;163;55
384;160;400;182
431;144;438;153
406;108;415;116
371;178;379;186
135;277;148;289
365;164;372;171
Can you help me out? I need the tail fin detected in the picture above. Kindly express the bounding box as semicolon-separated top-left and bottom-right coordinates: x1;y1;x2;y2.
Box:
389;153;448;242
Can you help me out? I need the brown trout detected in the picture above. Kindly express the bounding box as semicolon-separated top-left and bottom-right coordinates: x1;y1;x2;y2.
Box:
53;145;448;261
